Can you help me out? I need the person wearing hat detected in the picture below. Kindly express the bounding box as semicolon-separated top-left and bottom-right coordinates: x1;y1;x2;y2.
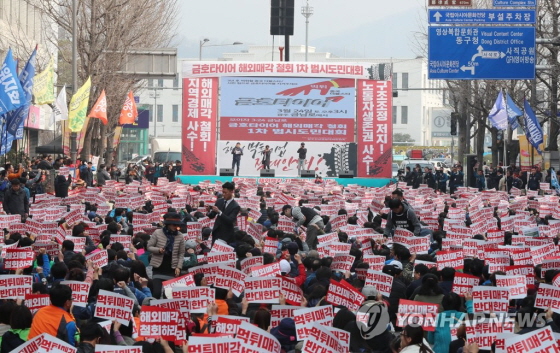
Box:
270;318;297;352
207;182;240;245
297;142;307;176
182;239;198;270
281;204;324;250
382;260;407;330
147;212;186;298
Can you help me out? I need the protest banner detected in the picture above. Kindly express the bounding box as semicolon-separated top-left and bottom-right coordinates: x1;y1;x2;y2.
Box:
61;281;91;307
302;323;346;353
326;279;365;313
245;277;281;303
278;275;304;306
211;239;234;253
94;289;134;325
452;272;480;296
504;326;559;353
495;275;527;300
437;250;464;270
364;269;393;297
0;275;32;299
109;234;132;251
472;286;510;313
466;318;515;350
270;305;297;328
506;265;536;288
294;305;334;341
84;249;108;268
94;345;142;353
187;336;242;352
263;237;278;255
330;254;355;273
212;315;250;335
24;294;50;314
171;286;215;313
396;299;438;331
240;256;263;275
213;267;246;297
17;333;77;353
139;306;186;343
3;247;35;269
236;321;282;353
535;283;560;314
205;251;237;264
251;262;281;277
162;273;196;291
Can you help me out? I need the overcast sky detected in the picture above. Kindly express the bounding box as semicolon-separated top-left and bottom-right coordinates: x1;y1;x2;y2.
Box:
176;0;427;60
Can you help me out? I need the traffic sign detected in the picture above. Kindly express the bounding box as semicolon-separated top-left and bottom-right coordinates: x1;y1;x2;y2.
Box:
429;9;535;24
428;0;472;6
493;0;536;7
428;26;535;80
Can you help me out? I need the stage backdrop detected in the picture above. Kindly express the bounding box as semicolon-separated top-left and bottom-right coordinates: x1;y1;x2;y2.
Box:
219;77;355;142
217;141;357;177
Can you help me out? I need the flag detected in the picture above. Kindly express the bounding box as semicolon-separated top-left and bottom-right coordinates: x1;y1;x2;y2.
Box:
118;91;137;125
505;92;522;130
52;85;68;123
68;77;92;132
88;89;108;125
0;48;26;116
488;90;508;130
113;125;123;147
523;98;544;155
33;57;55;105
6;48;37;138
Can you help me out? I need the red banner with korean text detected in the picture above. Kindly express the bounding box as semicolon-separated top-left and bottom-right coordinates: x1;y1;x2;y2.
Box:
182;77;218;175
357;79;392;178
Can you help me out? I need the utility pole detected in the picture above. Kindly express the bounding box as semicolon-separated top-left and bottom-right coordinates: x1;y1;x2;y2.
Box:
301;1;313;62
70;0;78;163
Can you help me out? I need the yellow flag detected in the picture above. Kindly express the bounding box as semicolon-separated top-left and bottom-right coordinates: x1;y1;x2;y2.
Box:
68;77;92;132
33;57;55;104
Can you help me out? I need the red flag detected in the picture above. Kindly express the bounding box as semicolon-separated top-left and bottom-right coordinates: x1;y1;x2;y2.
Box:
88;89;108;125
118;91;138;125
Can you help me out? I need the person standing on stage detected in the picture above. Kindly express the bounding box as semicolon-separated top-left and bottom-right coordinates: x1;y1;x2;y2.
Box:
262;145;271;169
231;142;244;176
297;142;307;176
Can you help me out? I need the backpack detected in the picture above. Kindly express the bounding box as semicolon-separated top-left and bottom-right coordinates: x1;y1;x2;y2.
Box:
0;330;25;353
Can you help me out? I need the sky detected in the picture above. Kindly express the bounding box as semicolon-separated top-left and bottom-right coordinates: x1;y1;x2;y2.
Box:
176;0;427;60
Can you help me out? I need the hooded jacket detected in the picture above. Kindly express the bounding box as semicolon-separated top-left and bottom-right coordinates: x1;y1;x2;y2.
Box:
383;204;421;237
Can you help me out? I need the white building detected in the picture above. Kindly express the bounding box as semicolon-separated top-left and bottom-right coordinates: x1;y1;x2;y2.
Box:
136;45;451;150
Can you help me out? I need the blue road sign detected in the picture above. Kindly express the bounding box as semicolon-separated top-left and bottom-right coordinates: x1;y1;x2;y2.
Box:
428;26;535;80
493;0;536;6
429;9;535;24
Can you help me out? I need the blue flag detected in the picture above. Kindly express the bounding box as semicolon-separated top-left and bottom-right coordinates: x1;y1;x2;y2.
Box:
523;98;544;155
488;91;508;130
505;92;522;130
0;49;26;116
6;48;36;138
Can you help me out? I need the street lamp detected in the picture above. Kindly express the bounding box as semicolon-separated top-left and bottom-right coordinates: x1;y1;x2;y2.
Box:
198;39;243;60
301;0;314;62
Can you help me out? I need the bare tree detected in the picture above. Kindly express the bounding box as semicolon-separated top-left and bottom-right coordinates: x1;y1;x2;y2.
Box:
26;0;178;164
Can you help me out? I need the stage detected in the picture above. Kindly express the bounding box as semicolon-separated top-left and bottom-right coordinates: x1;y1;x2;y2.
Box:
177;175;394;187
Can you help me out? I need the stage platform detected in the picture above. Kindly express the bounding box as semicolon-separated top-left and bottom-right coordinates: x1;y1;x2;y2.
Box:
177;175;393;187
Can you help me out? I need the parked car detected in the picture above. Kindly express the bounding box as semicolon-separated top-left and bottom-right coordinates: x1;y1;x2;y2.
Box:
392;163;400;178
429;159;451;173
400;160;433;172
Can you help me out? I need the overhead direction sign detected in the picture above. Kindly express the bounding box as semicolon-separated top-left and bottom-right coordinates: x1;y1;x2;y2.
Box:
428;26;535;80
429;9;535;24
428;0;472;6
493;0;536;6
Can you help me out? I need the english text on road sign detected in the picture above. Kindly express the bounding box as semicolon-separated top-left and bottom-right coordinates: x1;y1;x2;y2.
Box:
428;26;535;80
429;9;535;24
493;0;536;7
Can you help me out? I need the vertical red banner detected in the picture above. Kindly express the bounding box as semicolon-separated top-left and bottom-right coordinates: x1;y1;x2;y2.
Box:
357;80;393;178
182;77;218;175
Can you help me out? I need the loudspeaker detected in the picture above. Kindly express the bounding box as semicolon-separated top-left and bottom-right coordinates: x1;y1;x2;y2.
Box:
260;169;275;177
301;170;315;178
339;170;354;178
270;0;294;36
219;168;234;176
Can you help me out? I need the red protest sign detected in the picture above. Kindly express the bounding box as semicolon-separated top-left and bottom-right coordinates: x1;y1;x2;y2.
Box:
326;279;365;312
4;247;35;269
506;265;536;288
251;262;281;277
263;237;278;255
94;289;134;325
397;299;438;331
212;315;250;335
452;272;480;296
331;254;355;273
24;294;50;314
162;273;196;291
437;250;464;270
277;275;304;306
139;306;186;343
270;305;297;328
240;256;263;275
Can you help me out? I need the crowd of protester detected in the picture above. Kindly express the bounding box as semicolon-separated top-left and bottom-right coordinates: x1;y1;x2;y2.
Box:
0;160;559;352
